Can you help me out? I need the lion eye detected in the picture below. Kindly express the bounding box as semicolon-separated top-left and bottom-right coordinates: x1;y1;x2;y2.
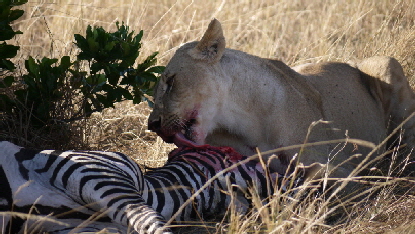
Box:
165;75;175;92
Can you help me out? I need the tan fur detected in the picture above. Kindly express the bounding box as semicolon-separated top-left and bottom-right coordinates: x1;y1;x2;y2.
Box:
148;19;415;179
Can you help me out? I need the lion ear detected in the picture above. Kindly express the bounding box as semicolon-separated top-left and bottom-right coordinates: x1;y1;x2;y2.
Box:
189;18;226;63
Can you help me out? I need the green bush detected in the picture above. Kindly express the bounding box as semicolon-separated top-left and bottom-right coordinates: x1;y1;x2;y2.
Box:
15;56;73;126
1;21;163;129
1;2;164;147
74;22;164;114
0;0;28;127
0;0;27;73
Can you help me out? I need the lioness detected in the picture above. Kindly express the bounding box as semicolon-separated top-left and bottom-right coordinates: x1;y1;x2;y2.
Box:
148;19;415;179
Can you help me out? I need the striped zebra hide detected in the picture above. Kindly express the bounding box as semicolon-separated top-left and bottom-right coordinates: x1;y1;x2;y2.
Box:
0;141;303;234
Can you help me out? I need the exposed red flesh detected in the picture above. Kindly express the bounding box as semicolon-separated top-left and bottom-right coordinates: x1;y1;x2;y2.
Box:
168;142;244;161
157;129;244;161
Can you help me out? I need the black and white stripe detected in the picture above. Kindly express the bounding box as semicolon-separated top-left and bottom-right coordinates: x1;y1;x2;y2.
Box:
0;141;302;234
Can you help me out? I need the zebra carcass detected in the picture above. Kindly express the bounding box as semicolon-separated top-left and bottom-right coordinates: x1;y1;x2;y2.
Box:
0;141;303;234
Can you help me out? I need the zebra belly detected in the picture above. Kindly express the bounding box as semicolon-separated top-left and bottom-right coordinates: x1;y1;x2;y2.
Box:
0;142;127;233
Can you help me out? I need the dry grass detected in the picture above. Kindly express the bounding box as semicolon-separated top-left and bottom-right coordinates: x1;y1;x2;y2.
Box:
4;0;415;233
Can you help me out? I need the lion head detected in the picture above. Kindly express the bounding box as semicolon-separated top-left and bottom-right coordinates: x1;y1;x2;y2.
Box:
148;19;230;148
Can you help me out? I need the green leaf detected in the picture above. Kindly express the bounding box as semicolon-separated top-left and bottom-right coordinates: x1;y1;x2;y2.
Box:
0;59;15;70
40;57;58;67
60;56;72;70
121;42;130;56
0;43;19;59
85;74;107;88
95;93;108;107
97;74;107;84
8;9;24;21
89;63;103;74
106;67;120;86
2;76;14;87
87;37;99;52
135;30;143;43
92;27;99;39
22;74;36;91
119;87;133;100
26;57;39;76
132;94;143;104
138;72;158;83
0;27;18;41
8;0;28;6
146;66;165;74
136;52;158;72
104;41;116;51
74;34;88;49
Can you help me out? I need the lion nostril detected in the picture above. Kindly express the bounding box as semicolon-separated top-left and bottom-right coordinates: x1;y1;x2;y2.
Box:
148;118;161;131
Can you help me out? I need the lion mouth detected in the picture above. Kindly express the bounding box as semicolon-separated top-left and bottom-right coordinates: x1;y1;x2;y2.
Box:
173;132;201;148
173;118;205;148
149;112;206;148
154;118;205;148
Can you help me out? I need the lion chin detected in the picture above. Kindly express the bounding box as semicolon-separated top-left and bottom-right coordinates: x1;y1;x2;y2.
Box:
173;132;207;148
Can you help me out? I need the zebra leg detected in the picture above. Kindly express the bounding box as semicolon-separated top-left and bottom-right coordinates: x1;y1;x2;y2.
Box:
123;202;173;234
83;193;171;234
68;175;173;233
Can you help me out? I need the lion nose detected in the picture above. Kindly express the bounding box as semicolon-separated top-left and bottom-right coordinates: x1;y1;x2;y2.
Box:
148;117;161;132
